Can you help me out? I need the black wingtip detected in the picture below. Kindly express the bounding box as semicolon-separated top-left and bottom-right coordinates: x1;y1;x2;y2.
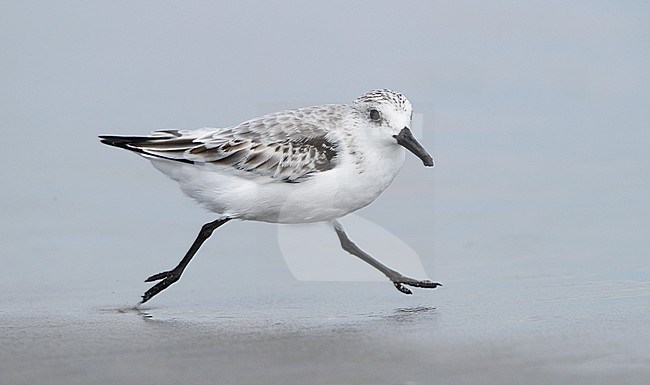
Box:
99;135;148;149
99;134;195;164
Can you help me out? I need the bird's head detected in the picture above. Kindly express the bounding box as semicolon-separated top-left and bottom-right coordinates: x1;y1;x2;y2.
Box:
352;89;434;167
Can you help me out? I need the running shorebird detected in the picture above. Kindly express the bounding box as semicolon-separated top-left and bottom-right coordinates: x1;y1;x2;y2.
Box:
100;89;441;304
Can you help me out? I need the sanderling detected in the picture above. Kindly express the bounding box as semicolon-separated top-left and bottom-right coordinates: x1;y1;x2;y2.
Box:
100;89;441;304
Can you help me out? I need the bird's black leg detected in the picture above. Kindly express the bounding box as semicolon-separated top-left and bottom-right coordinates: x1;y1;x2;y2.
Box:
331;219;441;295
141;217;231;304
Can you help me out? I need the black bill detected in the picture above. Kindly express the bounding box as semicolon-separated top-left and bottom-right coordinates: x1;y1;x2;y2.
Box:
393;127;434;167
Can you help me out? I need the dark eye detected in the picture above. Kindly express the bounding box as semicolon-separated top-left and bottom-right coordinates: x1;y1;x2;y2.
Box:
369;109;381;121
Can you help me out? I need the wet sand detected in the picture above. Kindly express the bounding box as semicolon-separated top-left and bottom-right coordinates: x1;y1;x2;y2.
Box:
2;272;648;385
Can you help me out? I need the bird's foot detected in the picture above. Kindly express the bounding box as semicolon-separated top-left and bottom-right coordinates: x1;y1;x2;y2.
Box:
141;269;181;304
391;276;442;295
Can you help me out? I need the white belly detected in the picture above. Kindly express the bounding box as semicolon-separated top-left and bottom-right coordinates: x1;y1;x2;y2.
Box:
150;145;405;224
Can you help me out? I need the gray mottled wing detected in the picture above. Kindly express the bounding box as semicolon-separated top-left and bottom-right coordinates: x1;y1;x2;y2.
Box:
119;105;342;182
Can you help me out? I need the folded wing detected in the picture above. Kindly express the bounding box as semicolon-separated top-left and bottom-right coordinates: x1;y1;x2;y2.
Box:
99;106;341;182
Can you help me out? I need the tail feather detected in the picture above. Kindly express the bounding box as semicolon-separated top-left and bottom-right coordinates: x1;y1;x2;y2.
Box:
99;134;195;164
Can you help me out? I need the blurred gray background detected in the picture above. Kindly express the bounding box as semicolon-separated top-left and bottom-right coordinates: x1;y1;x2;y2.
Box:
1;1;648;384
